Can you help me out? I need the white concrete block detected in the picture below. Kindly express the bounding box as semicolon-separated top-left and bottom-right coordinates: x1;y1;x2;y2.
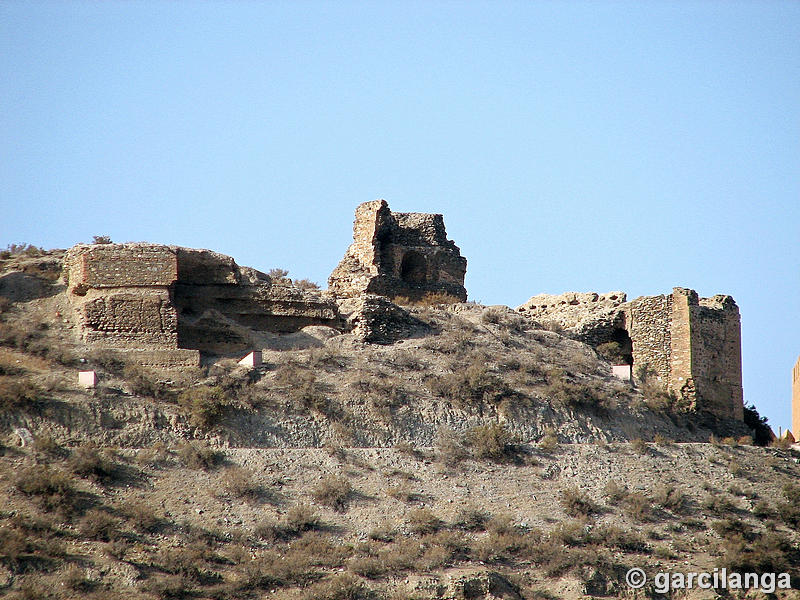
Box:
611;365;632;381
78;370;98;388
238;351;262;368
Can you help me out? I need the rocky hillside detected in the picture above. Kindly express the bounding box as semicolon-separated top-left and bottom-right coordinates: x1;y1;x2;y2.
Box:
0;247;797;600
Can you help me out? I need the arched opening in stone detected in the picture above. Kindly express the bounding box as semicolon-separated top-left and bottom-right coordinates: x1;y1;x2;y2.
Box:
400;251;427;284
611;327;634;366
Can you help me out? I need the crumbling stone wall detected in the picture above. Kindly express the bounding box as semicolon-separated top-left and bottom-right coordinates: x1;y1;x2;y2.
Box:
64;243;342;363
682;291;743;420
623;294;672;383
329;200;467;302
517;287;744;421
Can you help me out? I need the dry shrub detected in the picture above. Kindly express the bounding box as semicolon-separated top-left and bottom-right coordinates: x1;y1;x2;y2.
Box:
701;494;736;516
393;292;462;307
0;376;44;411
136;441;171;467
178;385;229;429
624;492;653;521
177;441;222;470
79;508;122;541
435;427;469;466
284;504;323;535
538;428;559;453
603;479;628;504
142;574;192;599
652;484;686;513
453;506;490;531
386;481;418;503
630;438;648;455
428;361;510;407
32;434;66;459
68;444;120;483
546;375;605;410
465;423;518;463
219;466;262;501
406;508;443;535
560;487;599;517
776;483;800;527
718;529;799;575
275;363;329;414
293;278;320;290
122;364;171;400
312;475;353;511
595;341;625;363
302;572;371;600
118;499;163;533
14;464;77;514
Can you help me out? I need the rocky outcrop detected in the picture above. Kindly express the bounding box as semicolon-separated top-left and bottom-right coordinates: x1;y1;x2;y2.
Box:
337;295;430;344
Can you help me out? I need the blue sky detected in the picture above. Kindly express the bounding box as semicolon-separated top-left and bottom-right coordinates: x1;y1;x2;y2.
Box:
2;1;798;432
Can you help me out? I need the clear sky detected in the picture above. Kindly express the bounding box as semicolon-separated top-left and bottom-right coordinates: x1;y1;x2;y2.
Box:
2;1;798;432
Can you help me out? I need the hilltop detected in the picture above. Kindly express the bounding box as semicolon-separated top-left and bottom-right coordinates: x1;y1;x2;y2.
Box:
0;203;798;599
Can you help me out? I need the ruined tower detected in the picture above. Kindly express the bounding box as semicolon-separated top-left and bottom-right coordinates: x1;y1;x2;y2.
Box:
328;200;467;302
517;287;744;421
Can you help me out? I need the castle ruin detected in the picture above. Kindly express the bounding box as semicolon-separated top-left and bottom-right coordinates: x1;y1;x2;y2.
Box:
517;288;744;420
328;200;467;302
60;200;744;422
64;244;341;367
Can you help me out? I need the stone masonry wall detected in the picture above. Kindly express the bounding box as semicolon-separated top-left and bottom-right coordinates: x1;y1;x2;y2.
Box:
690;293;743;420
65;243;343;363
517;287;744;421
329;200;467;302
623;294;673;385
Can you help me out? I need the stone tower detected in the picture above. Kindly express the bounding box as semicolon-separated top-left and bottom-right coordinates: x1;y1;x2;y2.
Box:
328;200;467;302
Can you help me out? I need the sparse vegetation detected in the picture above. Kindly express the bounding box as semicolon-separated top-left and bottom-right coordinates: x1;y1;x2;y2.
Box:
312;475;353;511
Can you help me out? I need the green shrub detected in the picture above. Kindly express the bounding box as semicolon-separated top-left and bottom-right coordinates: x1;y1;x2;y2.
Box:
178;385;228;429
